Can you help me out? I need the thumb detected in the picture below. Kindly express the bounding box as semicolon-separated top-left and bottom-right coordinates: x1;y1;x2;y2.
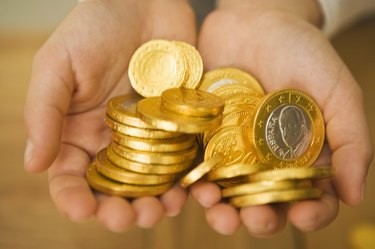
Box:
24;43;73;173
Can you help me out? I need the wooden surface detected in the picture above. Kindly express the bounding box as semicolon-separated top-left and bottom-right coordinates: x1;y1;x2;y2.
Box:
0;17;374;249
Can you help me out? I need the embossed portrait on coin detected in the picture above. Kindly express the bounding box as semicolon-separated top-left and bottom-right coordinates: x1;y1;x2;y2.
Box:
266;105;312;160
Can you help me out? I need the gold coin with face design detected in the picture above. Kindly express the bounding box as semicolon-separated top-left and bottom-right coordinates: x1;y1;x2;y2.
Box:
128;40;186;97
251;89;325;168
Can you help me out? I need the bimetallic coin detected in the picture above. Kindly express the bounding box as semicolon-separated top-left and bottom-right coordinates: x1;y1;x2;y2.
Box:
111;132;196;152
137;97;223;134
207;163;267;182
180;153;223;188
107;146;193;175
161;88;224;117
86;163;173;198
109;142;198;165
106;94;153;129
199;67;265;95
95;149;174;185
106;116;183;139
173;41;203;89
252;89;325;168
128;40;186;97
247;167;334;182
230;188;322;207
222;180;312;198
204;126;256;169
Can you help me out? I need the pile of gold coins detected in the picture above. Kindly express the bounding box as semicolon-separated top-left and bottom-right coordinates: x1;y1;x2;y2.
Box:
86;39;334;207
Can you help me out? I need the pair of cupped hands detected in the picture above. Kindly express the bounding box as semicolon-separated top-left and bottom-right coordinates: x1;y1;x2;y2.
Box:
24;0;373;237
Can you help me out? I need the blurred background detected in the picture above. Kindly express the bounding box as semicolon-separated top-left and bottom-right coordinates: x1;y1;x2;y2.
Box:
0;0;374;248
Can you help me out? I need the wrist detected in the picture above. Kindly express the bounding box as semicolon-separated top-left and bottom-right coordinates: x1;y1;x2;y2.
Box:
217;0;323;28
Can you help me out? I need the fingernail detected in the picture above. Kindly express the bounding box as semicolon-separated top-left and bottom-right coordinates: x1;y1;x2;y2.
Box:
24;139;33;165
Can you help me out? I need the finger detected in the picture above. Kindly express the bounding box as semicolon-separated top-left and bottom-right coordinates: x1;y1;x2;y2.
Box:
24;43;73;173
160;184;188;217
48;143;97;222
131;197;165;229
325;81;373;205
96;195;135;233
240;204;287;238
288;179;339;232
206;203;241;235
190;180;222;208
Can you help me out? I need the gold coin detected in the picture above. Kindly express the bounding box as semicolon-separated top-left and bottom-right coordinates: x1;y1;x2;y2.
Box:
204;126;255;169
106;145;193;175
207;163;267;182
136;97;223;133
96;149;175;185
128;39;186;97
173;41;203;89
230;188;322;207
223;94;261;107
86;163;174;197
247;167;334;182
212;84;263;100
179;153;223;188
199;67;264;95
251;89;325;168
161;88;224;117
106;116;183;139
221;109;255;128
223;103;256;116
106;94;154;129
111;131;196;152
222;180;312;198
109;142;198;165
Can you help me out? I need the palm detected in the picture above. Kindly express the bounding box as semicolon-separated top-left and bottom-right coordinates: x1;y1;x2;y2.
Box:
25;0;196;231
192;9;372;236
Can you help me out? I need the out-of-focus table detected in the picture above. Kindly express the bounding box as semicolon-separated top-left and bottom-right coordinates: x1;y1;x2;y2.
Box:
0;17;374;249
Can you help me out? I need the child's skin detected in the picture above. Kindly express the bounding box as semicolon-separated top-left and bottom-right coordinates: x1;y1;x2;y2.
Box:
24;0;373;237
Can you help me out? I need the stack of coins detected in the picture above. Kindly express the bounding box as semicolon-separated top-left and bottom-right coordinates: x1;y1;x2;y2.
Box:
136;88;224;134
86;92;199;197
227;167;333;207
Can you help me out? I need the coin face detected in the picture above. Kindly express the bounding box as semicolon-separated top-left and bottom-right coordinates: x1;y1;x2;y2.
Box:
136;97;223;133
161;88;224;117
173;41;203;89
128;40;186;97
252;89;324;168
199;67;265;95
107;94;154;129
204;126;257;169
